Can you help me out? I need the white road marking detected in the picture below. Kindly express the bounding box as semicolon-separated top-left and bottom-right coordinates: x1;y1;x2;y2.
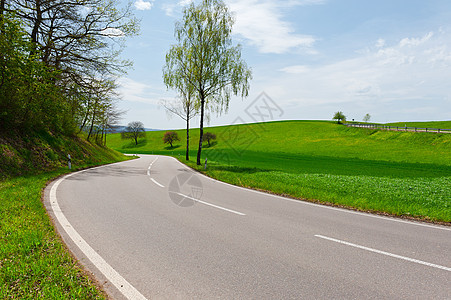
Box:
50;174;148;300
172;192;246;216
315;234;451;272
148;157;159;170
150;178;165;188
147;157;165;187
167;156;450;232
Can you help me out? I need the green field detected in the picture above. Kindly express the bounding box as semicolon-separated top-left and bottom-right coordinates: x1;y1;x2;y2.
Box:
108;120;451;222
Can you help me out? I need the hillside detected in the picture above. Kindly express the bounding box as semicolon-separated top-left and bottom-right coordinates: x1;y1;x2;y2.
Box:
108;120;451;222
108;120;451;167
0;130;126;179
0;131;129;298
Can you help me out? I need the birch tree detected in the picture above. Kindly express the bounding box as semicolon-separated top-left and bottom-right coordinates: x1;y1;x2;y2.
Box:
163;0;252;165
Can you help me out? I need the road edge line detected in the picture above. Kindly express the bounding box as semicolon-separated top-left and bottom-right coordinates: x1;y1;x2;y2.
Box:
165;156;451;232
49;167;148;300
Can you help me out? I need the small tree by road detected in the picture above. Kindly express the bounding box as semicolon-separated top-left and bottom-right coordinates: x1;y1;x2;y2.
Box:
363;113;371;123
163;131;180;148
333;111;346;124
204;132;216;147
121;121;146;145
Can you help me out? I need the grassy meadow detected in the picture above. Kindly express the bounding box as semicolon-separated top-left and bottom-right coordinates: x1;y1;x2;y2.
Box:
1;132;130;299
108;120;451;222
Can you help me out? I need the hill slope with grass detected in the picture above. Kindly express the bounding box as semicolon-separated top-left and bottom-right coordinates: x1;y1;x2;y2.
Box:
108;120;451;222
1;131;129;298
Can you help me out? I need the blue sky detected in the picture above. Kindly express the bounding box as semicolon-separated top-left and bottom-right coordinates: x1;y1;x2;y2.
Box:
117;0;451;129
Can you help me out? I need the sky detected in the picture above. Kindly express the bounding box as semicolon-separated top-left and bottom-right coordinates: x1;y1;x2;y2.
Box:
116;0;451;129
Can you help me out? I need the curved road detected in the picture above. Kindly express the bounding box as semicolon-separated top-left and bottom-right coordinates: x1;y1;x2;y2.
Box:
44;155;451;299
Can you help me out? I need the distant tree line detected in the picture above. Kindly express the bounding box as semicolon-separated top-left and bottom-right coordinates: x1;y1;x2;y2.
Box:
0;0;138;144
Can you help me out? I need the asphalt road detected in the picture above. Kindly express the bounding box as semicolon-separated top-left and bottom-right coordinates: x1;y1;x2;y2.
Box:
45;155;451;299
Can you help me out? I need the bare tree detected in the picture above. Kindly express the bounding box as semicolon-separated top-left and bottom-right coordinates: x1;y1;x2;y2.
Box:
121;121;146;145
160;92;198;160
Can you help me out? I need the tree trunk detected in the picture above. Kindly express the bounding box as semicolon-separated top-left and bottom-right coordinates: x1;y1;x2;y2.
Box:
196;97;205;165
87;106;97;141
30;0;42;55
186;115;190;161
0;0;5;18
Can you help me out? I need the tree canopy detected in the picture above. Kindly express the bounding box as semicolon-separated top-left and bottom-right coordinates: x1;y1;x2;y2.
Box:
163;0;252;165
0;0;137;139
333;111;346;124
163;131;180;148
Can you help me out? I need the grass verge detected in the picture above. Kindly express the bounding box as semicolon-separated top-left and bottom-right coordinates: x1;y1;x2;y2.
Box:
1;131;130;299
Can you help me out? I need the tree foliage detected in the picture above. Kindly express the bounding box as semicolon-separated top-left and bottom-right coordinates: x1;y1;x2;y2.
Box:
121;121;145;145
163;131;180;148
363;113;371;123
163;0;252;165
333;111;346;124
0;0;137;138
203;132;216;147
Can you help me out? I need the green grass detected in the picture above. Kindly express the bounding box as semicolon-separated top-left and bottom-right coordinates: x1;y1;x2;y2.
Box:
0;172;104;299
1;132;130;298
109;120;451;222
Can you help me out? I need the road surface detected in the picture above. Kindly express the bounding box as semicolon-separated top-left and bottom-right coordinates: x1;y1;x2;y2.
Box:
44;155;451;299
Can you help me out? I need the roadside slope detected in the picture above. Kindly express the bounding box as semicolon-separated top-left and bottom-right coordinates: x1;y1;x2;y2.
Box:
0;131;129;299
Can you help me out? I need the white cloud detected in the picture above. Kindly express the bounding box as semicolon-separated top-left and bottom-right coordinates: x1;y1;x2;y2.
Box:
100;27;124;37
160;0;321;53
134;0;153;10
258;29;451;121
162;0;193;16
279;65;310;74
227;0;320;54
118;78;165;104
376;38;385;48
399;32;433;47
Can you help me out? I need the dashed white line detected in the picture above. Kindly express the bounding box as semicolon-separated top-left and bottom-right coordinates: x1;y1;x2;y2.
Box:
315;234;451;272
172;192;246;216
50;174;148;300
147;157;165;187
150;178;165;188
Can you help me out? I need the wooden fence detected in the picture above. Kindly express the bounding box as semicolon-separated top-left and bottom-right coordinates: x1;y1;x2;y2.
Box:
345;123;451;133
